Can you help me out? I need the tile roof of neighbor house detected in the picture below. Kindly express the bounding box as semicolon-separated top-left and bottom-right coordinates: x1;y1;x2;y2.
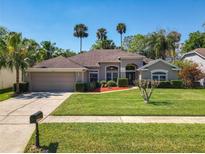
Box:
182;48;205;59
68;49;149;67
194;48;205;58
33;56;85;68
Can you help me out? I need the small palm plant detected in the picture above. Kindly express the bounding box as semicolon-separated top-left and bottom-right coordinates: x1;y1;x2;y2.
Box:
116;23;126;48
73;24;88;52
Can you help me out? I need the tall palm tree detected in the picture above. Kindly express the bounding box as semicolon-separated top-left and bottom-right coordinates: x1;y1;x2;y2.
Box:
96;28;107;41
167;31;181;61
40;41;56;60
73;24;88;52
116;23;126;48
0;32;29;93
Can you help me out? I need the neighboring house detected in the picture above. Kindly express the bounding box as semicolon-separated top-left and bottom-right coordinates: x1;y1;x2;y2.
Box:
0;68;22;90
181;48;205;85
26;49;180;92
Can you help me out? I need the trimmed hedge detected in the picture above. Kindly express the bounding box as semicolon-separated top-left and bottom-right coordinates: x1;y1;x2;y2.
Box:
157;80;184;88
13;82;29;93
75;83;87;92
107;80;117;87
117;78;128;87
75;82;101;92
171;80;183;88
158;81;172;88
86;82;100;91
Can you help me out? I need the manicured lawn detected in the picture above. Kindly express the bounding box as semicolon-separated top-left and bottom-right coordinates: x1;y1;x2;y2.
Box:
53;89;205;116
25;123;205;153
0;88;14;102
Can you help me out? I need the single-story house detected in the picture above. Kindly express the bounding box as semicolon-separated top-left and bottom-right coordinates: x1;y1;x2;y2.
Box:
26;49;180;92
181;48;205;85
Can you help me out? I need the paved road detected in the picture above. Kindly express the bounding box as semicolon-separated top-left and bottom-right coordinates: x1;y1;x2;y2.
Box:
0;92;72;153
44;116;205;123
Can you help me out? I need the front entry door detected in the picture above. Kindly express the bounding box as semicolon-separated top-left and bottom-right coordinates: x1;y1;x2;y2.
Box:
126;72;135;85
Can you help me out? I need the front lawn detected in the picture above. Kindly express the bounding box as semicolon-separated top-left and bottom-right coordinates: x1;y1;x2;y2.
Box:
53;89;205;116
0;88;14;102
25;123;205;153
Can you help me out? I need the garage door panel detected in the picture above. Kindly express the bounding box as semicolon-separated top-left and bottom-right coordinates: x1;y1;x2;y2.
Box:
31;72;75;92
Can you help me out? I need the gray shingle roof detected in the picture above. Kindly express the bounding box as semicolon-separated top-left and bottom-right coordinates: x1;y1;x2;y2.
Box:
68;49;147;67
33;56;85;68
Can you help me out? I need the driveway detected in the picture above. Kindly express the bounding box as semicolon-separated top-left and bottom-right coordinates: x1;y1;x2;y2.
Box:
0;92;72;153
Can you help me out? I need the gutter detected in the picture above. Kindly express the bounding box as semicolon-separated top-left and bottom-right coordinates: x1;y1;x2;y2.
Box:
26;68;87;73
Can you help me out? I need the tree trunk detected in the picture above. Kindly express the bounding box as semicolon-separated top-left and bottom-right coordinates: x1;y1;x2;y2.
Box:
120;34;122;49
80;37;82;52
16;67;20;94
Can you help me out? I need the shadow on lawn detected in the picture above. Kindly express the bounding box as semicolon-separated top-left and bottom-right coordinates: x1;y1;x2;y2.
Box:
149;101;173;106
41;142;59;153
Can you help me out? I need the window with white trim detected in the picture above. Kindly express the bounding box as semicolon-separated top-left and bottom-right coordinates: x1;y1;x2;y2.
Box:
151;72;167;81
89;71;98;82
106;66;118;81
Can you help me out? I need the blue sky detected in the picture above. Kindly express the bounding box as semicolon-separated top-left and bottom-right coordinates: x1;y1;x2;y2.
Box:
0;0;205;52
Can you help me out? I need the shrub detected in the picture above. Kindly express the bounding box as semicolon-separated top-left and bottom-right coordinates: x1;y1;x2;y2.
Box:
100;80;107;87
157;81;172;88
171;80;183;88
75;82;87;92
117;78;128;87
107;80;117;87
87;82;99;91
13;82;29;93
136;80;159;103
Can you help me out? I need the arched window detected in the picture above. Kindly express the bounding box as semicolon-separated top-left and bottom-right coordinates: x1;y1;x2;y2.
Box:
126;64;138;72
106;66;118;81
151;70;168;81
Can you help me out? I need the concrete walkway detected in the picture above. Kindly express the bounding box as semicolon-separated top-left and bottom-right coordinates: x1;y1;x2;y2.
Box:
44;116;205;124
0;92;72;153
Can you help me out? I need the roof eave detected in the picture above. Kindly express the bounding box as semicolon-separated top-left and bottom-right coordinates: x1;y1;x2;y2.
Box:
26;68;87;72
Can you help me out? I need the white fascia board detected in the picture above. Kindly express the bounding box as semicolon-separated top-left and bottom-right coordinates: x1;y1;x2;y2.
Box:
26;68;87;72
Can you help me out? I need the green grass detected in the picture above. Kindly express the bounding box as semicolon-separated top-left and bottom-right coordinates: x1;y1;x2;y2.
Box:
25;123;205;153
52;89;205;116
0;88;14;102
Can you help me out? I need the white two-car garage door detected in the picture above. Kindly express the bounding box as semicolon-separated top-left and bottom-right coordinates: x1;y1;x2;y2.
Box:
30;72;76;92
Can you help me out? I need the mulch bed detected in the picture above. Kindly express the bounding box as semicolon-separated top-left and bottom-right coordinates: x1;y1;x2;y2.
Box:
93;87;129;92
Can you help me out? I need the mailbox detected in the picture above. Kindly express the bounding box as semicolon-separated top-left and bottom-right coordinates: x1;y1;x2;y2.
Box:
30;111;43;123
29;111;43;148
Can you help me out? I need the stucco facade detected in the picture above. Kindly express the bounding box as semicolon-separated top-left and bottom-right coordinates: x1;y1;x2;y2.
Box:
138;60;179;81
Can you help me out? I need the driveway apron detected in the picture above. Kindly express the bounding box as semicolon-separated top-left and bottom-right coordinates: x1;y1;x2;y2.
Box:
0;92;71;153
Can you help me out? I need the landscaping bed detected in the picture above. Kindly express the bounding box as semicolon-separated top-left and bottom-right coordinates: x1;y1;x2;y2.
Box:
93;87;128;92
52;88;205;116
25;123;205;153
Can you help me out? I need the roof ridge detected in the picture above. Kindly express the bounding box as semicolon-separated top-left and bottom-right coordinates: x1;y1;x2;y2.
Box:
67;57;86;68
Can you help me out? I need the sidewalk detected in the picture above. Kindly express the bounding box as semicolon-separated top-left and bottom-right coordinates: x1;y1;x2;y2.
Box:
43;116;205;124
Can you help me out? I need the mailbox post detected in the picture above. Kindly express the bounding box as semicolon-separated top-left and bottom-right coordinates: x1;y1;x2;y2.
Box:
30;111;43;148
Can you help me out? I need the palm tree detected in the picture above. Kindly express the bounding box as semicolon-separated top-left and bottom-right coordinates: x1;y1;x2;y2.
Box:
167;31;181;61
116;23;126;48
202;22;205;31
73;24;88;52
40;41;56;60
96;28;107;41
0;32;29;93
